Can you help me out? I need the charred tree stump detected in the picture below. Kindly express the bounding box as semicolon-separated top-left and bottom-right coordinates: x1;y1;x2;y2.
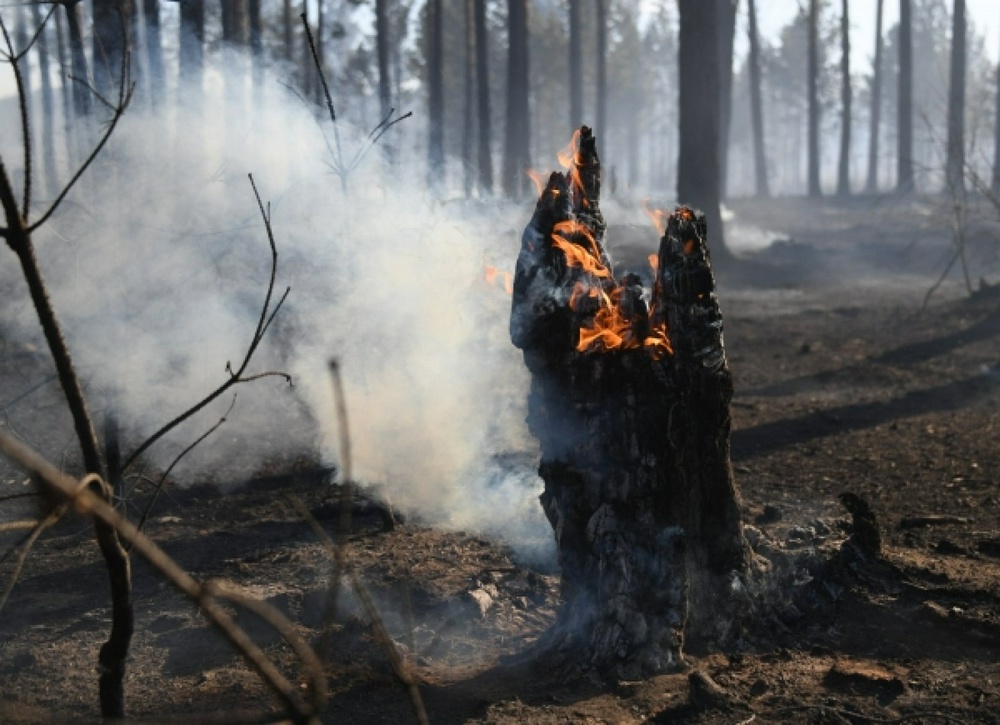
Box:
511;127;751;678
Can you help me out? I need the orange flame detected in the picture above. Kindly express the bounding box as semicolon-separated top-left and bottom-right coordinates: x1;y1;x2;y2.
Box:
648;253;659;274
641;198;668;237
485;265;513;295
556;129;586;199
526;168;547;198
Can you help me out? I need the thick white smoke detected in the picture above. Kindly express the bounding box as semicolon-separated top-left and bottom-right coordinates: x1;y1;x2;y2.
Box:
0;54;554;562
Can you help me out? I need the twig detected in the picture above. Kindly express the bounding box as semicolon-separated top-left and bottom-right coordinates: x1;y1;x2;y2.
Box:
300;12;343;176
291;496;430;725
0;429;326;723
129;395;238;542
119;175;291;474
0;13;33;219
0;501;69;613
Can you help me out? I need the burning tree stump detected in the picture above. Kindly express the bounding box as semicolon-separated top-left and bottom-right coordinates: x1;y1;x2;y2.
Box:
511;127;751;677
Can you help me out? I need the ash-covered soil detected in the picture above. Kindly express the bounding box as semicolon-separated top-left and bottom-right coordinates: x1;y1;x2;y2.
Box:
3;195;1000;723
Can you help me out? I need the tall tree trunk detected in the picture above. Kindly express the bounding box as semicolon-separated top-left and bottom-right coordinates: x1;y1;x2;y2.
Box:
376;0;392;117
569;0;583;128
14;5;33;120
427;0;445;188
64;1;92;116
595;0;607;142
945;0;967;194
248;0;263;93
463;0;475;194
284;0;294;62
992;11;1000;195
221;0;248;44
54;8;79;160
503;0;531;198
807;0;822;197
836;0;852;196
897;0;914;192
747;0;770;198
677;0;730;261
143;0;165;107
92;0;133;97
475;0;493;195
30;4;59;197
718;0;738;200
178;0;204;94
300;1;314;99
865;0;885;194
315;0;326;105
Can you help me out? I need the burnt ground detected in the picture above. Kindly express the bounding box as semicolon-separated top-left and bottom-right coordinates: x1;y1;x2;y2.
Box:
3;194;1000;723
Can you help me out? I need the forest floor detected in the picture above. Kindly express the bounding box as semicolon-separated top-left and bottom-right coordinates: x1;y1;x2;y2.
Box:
3;194;1000;723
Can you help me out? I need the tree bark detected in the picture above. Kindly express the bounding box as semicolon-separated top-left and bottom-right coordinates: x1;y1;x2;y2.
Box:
897;0;914;193
945;0;967;195
807;0;822;197
475;0;493;195
717;0;738;200
836;0;852;197
569;0;583;128
143;0;165;108
865;0;885;194
178;0;204;94
29;4;58;197
427;0;445;188
464;0;475;194
993;7;1000;195
510;129;750;677
747;0;770;198
595;0;607;143
63;1;93;117
376;0;392;118
503;0;531;198
677;0;729;262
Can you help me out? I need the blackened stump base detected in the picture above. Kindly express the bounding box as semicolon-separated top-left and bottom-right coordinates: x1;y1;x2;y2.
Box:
511;129;750;678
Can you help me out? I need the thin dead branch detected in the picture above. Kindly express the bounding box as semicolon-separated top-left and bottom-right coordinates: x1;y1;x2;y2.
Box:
0;429;326;723
119;174;292;475
0;501;68;613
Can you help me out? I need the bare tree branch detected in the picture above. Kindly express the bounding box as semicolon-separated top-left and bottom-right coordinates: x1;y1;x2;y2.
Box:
0;429;326;723
119;175;292;474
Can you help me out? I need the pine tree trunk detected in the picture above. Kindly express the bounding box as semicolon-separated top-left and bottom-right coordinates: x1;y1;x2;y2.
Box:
29;4;58;197
178;0;204;93
945;0;967;195
993;10;1000;195
865;0;885;194
677;0;730;262
283;0;294;62
747;0;770;198
92;0;133;97
376;0;392;117
569;0;583;128
717;0;737;200
475;0;493;195
836;0;852;197
511;129;751;677
63;1;92;117
144;0;165;108
807;0;822;197
248;0;263;94
427;0;445;188
503;0;531;198
897;0;914;193
463;0;475;194
595;0;607;143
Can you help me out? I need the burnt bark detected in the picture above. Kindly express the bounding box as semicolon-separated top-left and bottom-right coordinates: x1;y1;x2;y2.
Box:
511;128;751;677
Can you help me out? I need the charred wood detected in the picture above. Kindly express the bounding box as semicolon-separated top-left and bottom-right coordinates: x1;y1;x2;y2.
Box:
511;128;751;677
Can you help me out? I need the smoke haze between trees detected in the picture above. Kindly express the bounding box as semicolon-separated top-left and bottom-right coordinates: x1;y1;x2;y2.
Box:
0;55;555;564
